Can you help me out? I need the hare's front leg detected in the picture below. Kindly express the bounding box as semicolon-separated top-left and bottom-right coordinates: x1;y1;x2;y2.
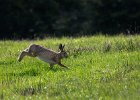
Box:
18;49;36;62
53;58;68;69
58;62;68;69
49;64;55;69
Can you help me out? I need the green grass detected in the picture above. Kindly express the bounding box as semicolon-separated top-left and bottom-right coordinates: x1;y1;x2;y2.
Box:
0;35;140;100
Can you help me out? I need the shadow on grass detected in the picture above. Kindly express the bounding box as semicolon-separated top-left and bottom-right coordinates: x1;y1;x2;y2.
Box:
0;61;15;66
42;65;69;72
21;87;36;96
20;83;62;96
7;69;41;77
0;93;4;100
48;67;67;72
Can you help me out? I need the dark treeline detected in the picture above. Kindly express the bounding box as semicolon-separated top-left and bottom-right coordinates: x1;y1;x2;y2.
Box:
0;0;140;39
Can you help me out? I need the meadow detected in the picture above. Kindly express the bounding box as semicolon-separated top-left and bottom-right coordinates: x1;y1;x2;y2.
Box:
0;35;140;100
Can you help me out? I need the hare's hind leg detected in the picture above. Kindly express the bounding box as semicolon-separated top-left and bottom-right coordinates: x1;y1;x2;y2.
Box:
18;51;28;62
18;49;36;62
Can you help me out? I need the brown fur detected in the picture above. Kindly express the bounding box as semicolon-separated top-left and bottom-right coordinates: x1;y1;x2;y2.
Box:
18;44;68;69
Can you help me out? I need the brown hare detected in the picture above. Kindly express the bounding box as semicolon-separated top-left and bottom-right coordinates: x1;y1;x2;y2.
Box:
18;44;68;69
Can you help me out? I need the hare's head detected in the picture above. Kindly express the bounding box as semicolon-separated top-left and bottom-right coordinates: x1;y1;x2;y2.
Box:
59;44;68;58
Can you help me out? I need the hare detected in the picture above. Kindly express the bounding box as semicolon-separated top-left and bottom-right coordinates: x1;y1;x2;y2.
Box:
18;44;68;69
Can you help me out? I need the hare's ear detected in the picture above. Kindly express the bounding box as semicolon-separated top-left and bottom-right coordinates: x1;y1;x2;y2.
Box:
59;44;63;51
62;44;65;49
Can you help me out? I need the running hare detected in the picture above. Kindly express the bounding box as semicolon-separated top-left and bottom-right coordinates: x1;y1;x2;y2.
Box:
18;44;68;69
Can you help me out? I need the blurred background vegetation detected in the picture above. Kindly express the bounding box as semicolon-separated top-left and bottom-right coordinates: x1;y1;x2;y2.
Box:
0;0;140;39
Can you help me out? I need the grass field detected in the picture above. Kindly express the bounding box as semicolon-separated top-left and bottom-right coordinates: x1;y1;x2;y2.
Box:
0;35;140;100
